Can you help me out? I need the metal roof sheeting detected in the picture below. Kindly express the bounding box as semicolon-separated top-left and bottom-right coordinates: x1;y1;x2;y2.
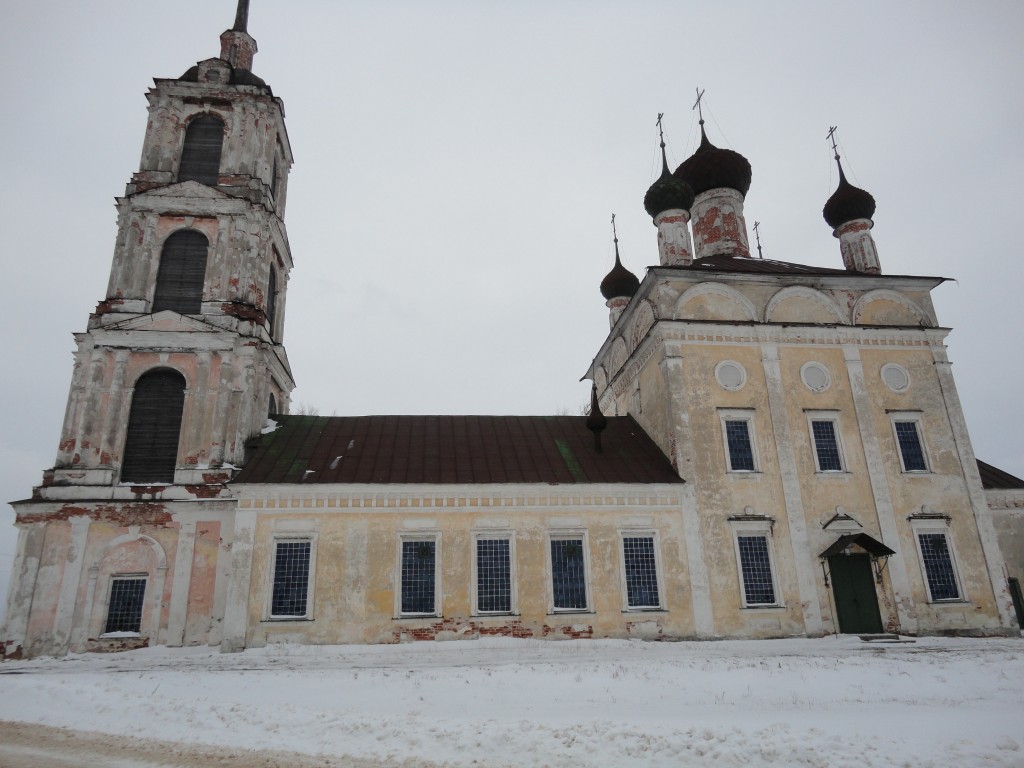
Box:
233;415;683;486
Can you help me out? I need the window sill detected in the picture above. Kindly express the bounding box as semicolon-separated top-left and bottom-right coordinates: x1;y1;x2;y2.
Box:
394;614;442;620
262;616;314;623
927;599;968;605
900;470;932;476
99;631;142;639
472;612;520;618
547;610;595;617
740;605;785;611
622;608;667;614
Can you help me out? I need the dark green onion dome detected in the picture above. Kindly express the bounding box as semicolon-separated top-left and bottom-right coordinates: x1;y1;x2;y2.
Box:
644;166;695;218
674;123;752;198
600;250;640;300
823;161;876;228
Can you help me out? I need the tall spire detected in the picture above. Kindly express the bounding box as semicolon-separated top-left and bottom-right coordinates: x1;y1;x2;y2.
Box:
233;0;251;32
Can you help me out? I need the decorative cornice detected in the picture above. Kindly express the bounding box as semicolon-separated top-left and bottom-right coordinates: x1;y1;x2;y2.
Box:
236;483;684;511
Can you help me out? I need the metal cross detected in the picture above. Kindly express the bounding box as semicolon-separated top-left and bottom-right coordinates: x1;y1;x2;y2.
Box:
753;221;764;259
611;213;619;244
826;125;840;159
692;88;706;123
656;113;665;145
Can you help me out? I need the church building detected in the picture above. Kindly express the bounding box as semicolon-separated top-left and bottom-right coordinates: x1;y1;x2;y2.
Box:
3;5;1021;658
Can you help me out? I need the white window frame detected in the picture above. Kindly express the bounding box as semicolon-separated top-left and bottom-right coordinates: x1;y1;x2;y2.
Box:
395;532;442;618
719;409;759;473
547;530;592;614
805;410;847;473
618;530;665;611
910;519;965;603
102;573;148;637
730;519;782;608
266;534;317;621
889;412;930;473
471;532;517;616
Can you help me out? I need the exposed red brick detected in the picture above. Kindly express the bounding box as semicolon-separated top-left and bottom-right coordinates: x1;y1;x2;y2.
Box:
17;503;173;527
92;298;125;317
220;301;266;325
185;484;226;499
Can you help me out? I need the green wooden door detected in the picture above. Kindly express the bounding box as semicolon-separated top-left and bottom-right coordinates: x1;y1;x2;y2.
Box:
829;554;883;634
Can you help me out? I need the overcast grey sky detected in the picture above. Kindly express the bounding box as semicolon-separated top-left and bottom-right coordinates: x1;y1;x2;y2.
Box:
1;1;1022;616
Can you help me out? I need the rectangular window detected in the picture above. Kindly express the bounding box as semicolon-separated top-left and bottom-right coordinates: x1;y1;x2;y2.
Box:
893;418;928;472
622;536;661;609
105;577;146;634
550;538;588;611
736;535;777;606
917;532;961;601
401;539;438;615
723;418;756;471
476;537;512;614
271;540;312;618
810;418;843;472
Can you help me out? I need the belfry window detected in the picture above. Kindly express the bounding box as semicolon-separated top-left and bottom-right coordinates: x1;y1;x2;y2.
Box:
121;369;186;483
178;115;224;185
153;230;209;314
266;264;278;335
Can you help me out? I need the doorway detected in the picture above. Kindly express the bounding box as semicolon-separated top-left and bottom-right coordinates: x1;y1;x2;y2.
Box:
829;554;884;634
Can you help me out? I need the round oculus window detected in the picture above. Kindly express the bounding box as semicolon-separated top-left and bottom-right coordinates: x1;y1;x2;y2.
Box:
800;362;832;393
715;360;747;391
881;363;910;392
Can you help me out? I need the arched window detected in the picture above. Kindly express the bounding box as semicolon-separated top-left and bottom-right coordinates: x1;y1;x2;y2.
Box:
266;264;278;335
268;393;278;416
153;230;209;314
121;369;186;484
178;115;224;185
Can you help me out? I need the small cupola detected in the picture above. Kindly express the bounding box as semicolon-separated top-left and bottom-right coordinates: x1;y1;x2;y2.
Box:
672;91;753;259
823;127;881;274
600;215;640;329
645;115;696;266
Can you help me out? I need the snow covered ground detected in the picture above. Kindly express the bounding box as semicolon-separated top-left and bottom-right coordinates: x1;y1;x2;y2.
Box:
0;636;1022;767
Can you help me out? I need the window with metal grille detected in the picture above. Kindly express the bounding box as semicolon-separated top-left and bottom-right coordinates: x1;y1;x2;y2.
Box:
724;419;756;471
401;540;436;615
551;538;587;611
271;540;311;617
105;577;146;634
811;419;843;471
178;115;224;185
120;369;186;483
917;533;960;601
476;538;512;613
623;536;660;608
153;230;209;314
737;535;776;606
895;420;928;471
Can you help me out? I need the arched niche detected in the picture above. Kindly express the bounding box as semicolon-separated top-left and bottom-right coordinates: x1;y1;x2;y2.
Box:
852;289;933;327
674;282;758;322
765;286;848;325
85;531;169;643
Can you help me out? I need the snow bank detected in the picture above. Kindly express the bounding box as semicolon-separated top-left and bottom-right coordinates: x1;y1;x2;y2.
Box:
0;636;1021;767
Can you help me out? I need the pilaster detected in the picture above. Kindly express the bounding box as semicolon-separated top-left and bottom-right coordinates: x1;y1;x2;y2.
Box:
842;344;918;632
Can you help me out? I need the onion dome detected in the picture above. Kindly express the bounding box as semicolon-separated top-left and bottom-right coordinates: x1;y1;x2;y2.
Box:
644;139;694;218
600;252;639;300
823;160;876;228
600;238;640;300
674;122;752;198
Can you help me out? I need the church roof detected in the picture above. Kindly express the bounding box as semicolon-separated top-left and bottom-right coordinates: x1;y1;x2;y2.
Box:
234;414;683;486
977;459;1024;489
683;253;853;275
